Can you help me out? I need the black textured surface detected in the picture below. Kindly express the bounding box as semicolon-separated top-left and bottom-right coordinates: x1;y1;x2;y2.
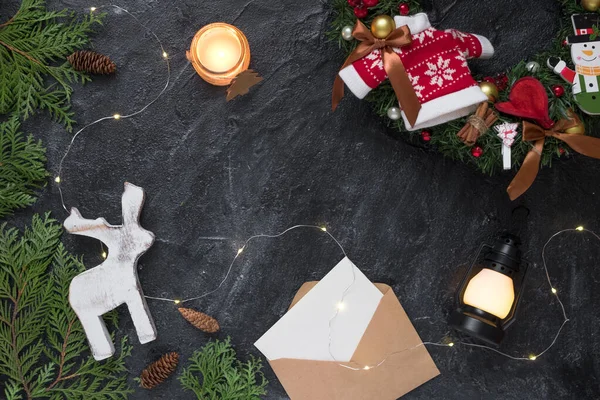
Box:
5;0;600;398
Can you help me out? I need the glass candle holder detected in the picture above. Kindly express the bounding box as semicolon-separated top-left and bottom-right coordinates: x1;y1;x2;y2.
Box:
187;23;251;86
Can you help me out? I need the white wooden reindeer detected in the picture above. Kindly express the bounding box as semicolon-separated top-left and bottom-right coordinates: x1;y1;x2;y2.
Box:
64;182;157;360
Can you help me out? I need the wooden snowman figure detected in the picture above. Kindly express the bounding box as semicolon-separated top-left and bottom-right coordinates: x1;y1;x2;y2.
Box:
548;14;600;115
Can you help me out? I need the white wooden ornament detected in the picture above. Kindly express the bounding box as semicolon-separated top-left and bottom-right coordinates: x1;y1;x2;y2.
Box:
64;182;157;361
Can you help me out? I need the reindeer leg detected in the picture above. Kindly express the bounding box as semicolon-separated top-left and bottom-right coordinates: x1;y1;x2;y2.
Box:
126;290;157;344
79;314;115;360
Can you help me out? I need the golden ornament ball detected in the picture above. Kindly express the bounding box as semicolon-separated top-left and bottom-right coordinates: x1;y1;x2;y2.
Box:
371;15;396;39
581;0;600;12
479;81;499;103
565;122;585;135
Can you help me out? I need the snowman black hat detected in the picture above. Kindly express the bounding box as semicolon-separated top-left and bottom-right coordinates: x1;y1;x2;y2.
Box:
568;13;600;44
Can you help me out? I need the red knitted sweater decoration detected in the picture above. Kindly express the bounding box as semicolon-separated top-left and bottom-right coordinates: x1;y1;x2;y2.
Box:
339;13;495;131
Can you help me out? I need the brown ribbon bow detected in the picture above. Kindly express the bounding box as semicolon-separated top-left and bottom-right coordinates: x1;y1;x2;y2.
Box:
332;20;421;127
508;113;600;200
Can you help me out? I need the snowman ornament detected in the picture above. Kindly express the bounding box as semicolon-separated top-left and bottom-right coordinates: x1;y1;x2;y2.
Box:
548;14;600;115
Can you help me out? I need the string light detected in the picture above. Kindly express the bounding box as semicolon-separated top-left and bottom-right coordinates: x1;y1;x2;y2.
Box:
55;4;171;214
144;225;346;305
320;227;327;232
101;251;107;259
325;225;599;370
336;302;345;311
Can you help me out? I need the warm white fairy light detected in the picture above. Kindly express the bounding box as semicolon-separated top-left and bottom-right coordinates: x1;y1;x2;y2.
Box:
144;225;347;305
142;222;598;370
320;227;327;232
56;4;171;214
101;251;107;259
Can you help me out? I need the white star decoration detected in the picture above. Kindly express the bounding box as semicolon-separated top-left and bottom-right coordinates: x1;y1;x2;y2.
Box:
424;56;456;87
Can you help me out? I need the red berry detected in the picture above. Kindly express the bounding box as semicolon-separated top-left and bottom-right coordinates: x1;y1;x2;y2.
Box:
354;5;368;18
495;74;509;91
347;0;362;7
562;39;568;47
421;131;431;142
471;146;483;158
363;0;378;6
399;2;410;15
559;147;565;155
552;84;565;97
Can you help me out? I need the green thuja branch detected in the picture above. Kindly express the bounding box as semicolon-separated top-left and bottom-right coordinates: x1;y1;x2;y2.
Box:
0;214;132;400
0;0;104;130
179;338;268;400
326;0;595;175
0;116;47;219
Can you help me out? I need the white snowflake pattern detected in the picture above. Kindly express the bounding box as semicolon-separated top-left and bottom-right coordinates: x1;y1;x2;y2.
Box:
424;56;456;87
413;28;435;44
365;49;383;70
446;29;469;42
408;73;425;99
455;54;468;68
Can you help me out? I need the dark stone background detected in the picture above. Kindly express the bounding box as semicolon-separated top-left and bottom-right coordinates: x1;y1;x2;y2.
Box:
4;0;600;398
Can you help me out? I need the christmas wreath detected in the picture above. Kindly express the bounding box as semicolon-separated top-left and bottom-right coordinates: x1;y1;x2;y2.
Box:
328;0;600;185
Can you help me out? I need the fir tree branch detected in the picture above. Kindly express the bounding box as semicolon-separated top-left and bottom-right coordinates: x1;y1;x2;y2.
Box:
0;215;132;399
0;0;104;130
0;115;47;219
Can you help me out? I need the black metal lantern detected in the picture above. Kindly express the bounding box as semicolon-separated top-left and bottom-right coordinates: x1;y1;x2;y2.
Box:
449;234;530;346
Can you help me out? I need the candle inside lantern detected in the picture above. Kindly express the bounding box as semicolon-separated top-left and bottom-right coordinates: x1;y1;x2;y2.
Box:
196;27;242;73
187;23;250;86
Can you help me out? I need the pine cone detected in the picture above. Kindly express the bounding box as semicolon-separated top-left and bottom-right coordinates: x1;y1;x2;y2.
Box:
67;50;116;75
139;352;179;389
178;307;220;333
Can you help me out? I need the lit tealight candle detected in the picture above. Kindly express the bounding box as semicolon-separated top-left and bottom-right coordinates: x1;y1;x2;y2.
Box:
187;23;250;86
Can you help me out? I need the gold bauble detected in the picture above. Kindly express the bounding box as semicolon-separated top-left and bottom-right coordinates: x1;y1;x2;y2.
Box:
479;81;499;103
581;0;600;12
565;122;586;135
370;15;396;39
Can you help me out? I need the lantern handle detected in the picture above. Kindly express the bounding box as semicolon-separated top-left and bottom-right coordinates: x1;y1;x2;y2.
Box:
454;242;493;305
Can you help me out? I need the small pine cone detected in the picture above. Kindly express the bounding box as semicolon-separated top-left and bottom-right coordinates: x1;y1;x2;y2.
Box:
139;352;179;389
178;307;220;333
67;50;116;75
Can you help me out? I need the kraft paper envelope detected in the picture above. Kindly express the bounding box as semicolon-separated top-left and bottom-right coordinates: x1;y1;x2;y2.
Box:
255;258;440;400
